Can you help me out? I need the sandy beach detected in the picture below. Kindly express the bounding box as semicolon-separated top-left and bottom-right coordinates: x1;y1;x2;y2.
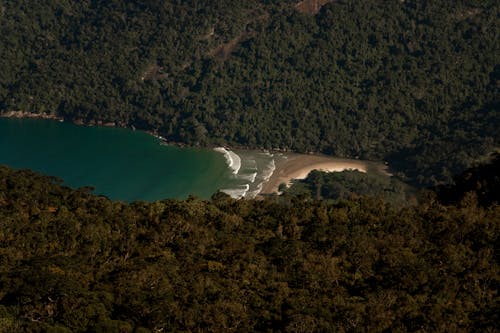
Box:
260;153;371;195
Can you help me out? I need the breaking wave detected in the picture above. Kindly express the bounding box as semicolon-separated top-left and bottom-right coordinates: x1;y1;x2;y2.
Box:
246;158;276;199
221;184;250;199
261;159;276;182
239;172;257;183
214;147;241;175
245;182;263;199
246;159;258;171
215;149;278;199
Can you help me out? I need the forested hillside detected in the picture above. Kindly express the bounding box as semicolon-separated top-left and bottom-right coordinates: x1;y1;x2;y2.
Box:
283;153;500;205
283;169;413;205
0;161;499;332
1;0;499;185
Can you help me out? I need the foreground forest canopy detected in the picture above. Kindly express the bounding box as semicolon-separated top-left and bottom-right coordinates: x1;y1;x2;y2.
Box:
0;159;498;332
1;0;499;185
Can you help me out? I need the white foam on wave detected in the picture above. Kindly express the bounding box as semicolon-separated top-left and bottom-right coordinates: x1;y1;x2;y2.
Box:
239;172;257;183
246;159;258;170
221;184;250;199
260;151;274;157
214;147;241;175
245;182;263;199
261;159;276;182
245;159;276;199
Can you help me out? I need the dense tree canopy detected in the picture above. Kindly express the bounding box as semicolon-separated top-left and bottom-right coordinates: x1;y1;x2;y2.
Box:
283;169;414;205
435;152;500;206
1;2;499;331
0;163;498;332
284;152;500;205
1;0;498;186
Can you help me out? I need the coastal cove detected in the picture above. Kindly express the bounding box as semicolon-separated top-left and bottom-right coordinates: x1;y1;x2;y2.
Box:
0;118;390;201
0;118;230;201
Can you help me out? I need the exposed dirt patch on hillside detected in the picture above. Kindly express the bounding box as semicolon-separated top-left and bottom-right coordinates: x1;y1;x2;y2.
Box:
209;33;253;61
453;7;482;21
140;64;168;81
295;0;333;15
208;12;269;61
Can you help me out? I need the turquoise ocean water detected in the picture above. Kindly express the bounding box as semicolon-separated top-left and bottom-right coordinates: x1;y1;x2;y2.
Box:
0;118;274;201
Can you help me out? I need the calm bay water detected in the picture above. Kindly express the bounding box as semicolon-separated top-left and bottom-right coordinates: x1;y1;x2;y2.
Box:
0;118;234;201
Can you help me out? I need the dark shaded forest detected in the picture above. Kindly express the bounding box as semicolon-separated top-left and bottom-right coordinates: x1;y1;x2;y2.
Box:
0;157;499;332
1;1;499;331
284;153;500;206
1;0;498;186
283;169;413;205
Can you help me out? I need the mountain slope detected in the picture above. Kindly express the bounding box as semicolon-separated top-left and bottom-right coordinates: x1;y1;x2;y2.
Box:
0;164;498;332
1;0;499;185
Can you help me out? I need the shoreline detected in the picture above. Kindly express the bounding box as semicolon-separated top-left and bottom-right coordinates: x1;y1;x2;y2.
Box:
259;153;385;196
0;111;297;152
0;111;64;122
1;112;391;199
0;111;179;146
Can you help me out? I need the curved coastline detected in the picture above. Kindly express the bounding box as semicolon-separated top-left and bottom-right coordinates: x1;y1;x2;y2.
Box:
1;112;391;199
0;117;233;201
259;154;385;195
213;147;242;175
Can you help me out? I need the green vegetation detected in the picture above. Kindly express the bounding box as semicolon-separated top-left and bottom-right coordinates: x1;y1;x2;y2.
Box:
285;152;500;206
0;161;499;332
1;1;498;331
435;152;500;206
1;0;498;185
284;169;414;205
